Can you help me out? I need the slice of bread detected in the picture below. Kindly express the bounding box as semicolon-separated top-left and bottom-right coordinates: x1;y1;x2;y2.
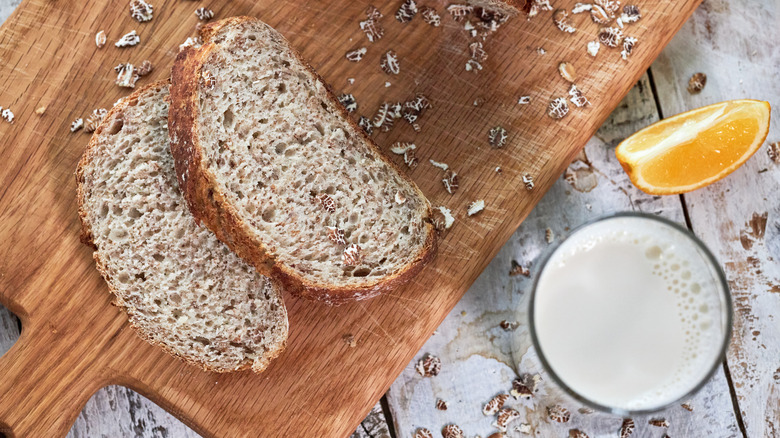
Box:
169;17;437;305
76;81;288;373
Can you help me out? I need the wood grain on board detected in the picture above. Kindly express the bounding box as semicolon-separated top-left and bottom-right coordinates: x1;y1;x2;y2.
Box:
0;0;702;436
386;73;742;438
652;0;780;436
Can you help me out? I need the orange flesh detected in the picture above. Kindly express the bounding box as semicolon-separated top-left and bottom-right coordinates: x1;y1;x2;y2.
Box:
639;116;760;188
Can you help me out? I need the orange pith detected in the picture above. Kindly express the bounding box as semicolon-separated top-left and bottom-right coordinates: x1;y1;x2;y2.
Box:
615;100;771;195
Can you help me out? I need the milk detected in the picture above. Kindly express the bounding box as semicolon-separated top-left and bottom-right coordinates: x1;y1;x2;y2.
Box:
532;216;727;411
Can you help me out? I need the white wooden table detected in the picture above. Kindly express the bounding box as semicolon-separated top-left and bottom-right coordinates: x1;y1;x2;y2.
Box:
1;1;777;437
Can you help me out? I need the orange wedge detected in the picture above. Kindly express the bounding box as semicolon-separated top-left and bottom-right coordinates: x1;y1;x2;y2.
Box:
615;100;771;195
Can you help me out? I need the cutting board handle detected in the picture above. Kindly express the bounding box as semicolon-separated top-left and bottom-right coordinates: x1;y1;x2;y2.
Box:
0;324;107;437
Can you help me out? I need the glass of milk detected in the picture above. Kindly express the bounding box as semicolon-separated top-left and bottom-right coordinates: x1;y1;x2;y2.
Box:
529;212;732;415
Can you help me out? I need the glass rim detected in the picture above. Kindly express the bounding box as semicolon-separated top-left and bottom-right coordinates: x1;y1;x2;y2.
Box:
527;211;733;417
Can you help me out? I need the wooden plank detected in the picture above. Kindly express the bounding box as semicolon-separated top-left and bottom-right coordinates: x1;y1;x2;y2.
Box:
386;74;741;438
68;386;200;438
0;0;703;436
650;0;780;436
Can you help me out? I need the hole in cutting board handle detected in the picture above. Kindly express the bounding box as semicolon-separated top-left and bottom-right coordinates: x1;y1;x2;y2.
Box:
0;305;21;360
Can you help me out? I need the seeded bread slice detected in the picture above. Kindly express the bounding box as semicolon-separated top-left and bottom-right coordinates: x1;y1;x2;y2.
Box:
169;17;437;305
76;81;288;373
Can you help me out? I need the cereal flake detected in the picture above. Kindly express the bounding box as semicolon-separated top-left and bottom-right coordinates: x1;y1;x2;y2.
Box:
569;84;590;107
380;50;400;75
436;399;448;410
558;61;577;82
553;9;576;33
396;0;418;23
494;408;521;432
587;40;600;57
483;393;510;415
416;354;441;377
488;126;508;148
619;419;635;438
523;174;535;190
548;98;569;119
509;260;530;277
95;30;106;48
547;405;571;423
360;18;384;42
345;47;367;62
337;94;358;113
572;3;592;13
447;4;473;21
467;200;485;216
598;26;623;47
71;118;84;132
442;424;464;438
342;244;363;266
115;63;138;88
130;0;153;22
358;116;374;135
621;36;637;60
648;418;669;428
421;6;441;26
365;5;383;19
433;206;455;230
621;5;641;23
115;30;140;48
318;194;336;213
470;41;488;62
327;226;346;245
687;72;707;94
84;108;108;133
195;7;214;21
414;428;433;438
135;60;153;76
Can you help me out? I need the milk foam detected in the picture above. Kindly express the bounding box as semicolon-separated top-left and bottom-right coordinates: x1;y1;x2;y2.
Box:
533;217;726;411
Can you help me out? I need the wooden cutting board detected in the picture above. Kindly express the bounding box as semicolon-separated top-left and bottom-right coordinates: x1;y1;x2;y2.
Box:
0;0;701;436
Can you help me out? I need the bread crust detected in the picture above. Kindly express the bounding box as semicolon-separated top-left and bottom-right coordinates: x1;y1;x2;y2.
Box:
169;17;437;305
76;81;287;373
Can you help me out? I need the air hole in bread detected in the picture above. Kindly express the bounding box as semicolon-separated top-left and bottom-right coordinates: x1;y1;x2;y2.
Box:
128;208;143;219
353;268;371;277
358;234;369;244
314;122;325;136
99;203;109;218
401;226;410;235
222;108;235;129
106;116;124;135
261;207;277;222
277;83;286;94
324;186;336;195
135;272;147;281
274;143;287;154
194;336;211;346
110;228;128;240
152;253;164;262
117;273;130;284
